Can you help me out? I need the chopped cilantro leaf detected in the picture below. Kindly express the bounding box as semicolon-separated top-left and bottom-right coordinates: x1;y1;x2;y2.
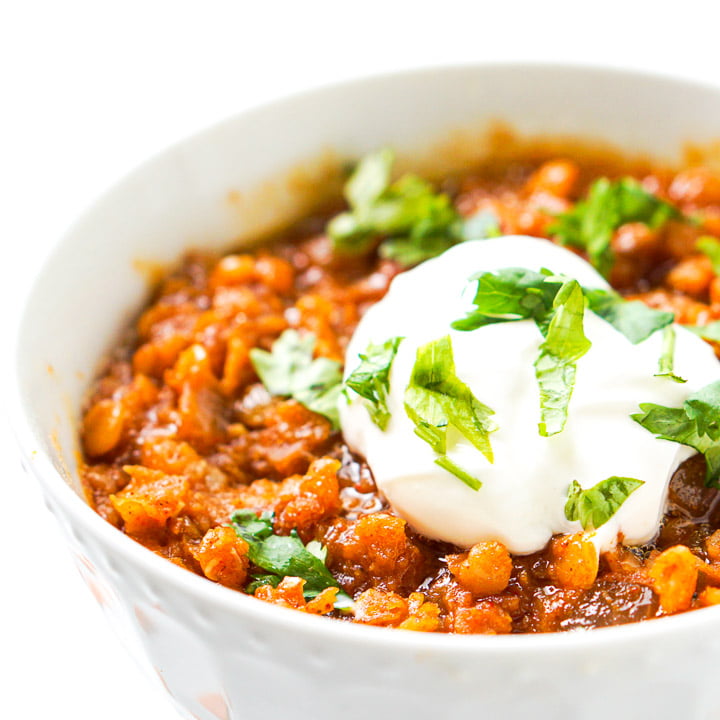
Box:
454;269;672;344
462;211;502;241
685;321;720;343
549;178;681;278
456;271;592;435
245;574;282;594
583;287;674;343
534;280;592;436
232;509;275;541
434;455;482;490
327;149;463;266
452;267;675;436
231;510;353;609
632;380;720;487
379;235;457;266
305;540;328;562
249;330;343;429
326;149;394;254
404;335;496;473
451;267;563;332
654;327;686;383
345;337;403;430
344;147;394;210
697;236;720;275
564;476;644;530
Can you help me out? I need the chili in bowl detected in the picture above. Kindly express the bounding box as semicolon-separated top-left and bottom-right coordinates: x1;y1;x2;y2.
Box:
12;64;720;720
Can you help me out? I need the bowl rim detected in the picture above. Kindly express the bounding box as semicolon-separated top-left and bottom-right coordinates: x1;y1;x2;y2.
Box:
11;59;720;654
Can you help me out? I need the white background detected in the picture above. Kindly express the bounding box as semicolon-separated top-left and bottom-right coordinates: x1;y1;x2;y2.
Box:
2;1;720;718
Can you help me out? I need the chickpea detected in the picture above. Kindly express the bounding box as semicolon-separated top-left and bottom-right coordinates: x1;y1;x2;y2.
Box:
193;526;249;589
665;255;714;298
548;533;598;590
353;589;408;626
526;160;580;198
208;254;256;289
611;222;659;257
254;255;294;294
83;399;125;457
452;602;512;634
447;541;513;596
669;167;720;206
649;545;699;614
397;593;442;633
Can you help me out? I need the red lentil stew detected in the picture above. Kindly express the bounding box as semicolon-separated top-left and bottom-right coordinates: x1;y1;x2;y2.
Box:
80;144;720;634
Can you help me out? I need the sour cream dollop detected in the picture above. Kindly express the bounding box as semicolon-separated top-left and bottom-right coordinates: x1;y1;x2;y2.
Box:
339;236;720;554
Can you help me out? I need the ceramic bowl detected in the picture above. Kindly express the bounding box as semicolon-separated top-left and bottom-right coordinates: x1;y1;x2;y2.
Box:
11;64;720;720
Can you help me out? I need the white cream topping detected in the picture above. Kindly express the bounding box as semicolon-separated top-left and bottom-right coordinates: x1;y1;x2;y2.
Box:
339;236;720;554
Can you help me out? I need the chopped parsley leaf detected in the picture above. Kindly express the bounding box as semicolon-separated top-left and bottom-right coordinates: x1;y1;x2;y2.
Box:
565;476;644;530
451;267;562;333
249;330;343;429
462;210;502;241
379;234;457;267
231;510;353;609
345;337;403;430
632;380;720;487
534;280;592;436
583;287;674;343
549;178;681;278
452;267;677;435
404;335;495;489
685;321;720;343
434;455;482;491
453;270;593;435
654;327;686;383
344;147;394;211
454;268;672;344
327;149;463;266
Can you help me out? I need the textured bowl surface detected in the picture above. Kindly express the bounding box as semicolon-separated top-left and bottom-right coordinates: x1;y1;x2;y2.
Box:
11;64;720;720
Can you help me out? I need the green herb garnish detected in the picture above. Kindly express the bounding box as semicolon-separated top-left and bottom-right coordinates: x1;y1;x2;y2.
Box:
452;267;678;434
654;327;687;383
249;330;343;429
452;269;592;435
534;280;592;436
583;287;674;343
564;476;644;530
451;267;562;333
462;211;502;241
345;337;403;430
327;149;463;266
327;148;394;254
231;510;353;609
632;380;720;487
404;335;495;489
453;268;673;344
549;178;681;278
685;321;720;343
379;233;457;267
434;455;482;491
697;236;720;275
344;147;394;213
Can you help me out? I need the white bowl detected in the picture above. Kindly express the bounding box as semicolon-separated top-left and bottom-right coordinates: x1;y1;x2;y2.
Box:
11;64;720;720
